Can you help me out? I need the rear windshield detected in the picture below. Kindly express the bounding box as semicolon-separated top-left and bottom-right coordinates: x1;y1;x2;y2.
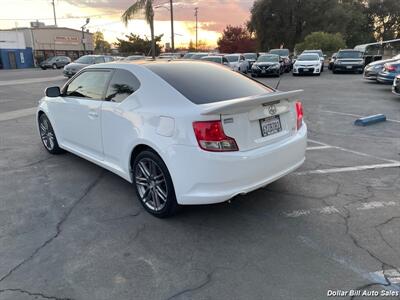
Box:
202;57;221;63
146;62;271;104
337;51;363;59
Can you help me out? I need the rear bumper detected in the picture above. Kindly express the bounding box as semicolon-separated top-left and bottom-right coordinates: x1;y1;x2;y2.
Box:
377;75;395;84
168;124;307;205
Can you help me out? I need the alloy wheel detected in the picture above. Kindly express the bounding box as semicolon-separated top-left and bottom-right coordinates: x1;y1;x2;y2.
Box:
135;158;168;212
39;116;55;151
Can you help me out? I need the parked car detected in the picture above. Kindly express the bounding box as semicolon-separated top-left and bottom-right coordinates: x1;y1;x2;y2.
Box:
392;75;400;96
40;56;71;70
328;53;337;70
292;53;322;76
243;53;258;69
37;60;306;217
268;49;292;72
190;53;209;60
201;55;230;67
251;54;283;77
332;50;364;74
182;52;196;59
225;54;248;73
302;50;325;71
125;55;145;61
363;54;400;80
63;55;114;78
377;62;400;84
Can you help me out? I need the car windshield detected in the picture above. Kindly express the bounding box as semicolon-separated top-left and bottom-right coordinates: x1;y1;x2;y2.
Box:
202;57;221;63
298;54;320;61
257;55;279;62
337;51;363;59
183;53;194;59
146;62;271;104
226;55;239;62
244;53;257;60
304;51;323;57
75;56;95;64
269;49;289;57
126;56;144;60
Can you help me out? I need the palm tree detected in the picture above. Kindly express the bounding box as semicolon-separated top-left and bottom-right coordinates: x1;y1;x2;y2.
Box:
122;0;156;59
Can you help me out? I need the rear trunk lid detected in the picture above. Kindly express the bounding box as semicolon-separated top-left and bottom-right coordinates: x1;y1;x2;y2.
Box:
200;90;302;151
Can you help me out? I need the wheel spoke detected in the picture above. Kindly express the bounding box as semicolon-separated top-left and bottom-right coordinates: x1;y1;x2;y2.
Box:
155;185;167;201
40;123;46;132
138;161;151;179
152;189;160;210
135;176;148;187
142;188;151;202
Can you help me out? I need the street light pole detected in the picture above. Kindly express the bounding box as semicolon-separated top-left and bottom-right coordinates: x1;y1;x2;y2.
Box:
194;7;198;51
170;0;174;53
51;0;57;27
81;18;90;55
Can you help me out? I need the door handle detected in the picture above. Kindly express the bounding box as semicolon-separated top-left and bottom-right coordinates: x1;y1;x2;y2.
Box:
88;111;98;118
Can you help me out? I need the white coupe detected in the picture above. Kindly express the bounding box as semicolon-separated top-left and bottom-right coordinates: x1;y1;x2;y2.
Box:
37;60;307;217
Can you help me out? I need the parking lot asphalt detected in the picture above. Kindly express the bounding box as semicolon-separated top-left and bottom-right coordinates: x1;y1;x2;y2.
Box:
0;68;399;300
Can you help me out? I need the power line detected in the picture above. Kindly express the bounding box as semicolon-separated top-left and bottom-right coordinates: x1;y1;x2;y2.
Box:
0;13;120;21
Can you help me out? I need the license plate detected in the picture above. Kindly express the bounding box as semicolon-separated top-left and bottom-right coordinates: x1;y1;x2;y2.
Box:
259;116;282;137
346;66;352;69
261;70;266;73
303;68;309;72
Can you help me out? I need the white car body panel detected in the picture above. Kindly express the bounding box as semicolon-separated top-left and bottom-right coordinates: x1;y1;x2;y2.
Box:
37;61;307;205
293;55;322;74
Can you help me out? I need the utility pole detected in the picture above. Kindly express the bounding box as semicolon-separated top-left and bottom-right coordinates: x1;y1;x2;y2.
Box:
194;7;198;51
51;0;57;27
81;18;90;55
170;0;174;53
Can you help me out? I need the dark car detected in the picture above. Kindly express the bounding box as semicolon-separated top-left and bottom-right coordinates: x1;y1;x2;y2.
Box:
332;50;364;74
328;52;337;70
363;54;400;80
392;75;400;96
377;62;400;84
63;55;114;78
40;56;71;70
251;54;283;77
268;49;292;72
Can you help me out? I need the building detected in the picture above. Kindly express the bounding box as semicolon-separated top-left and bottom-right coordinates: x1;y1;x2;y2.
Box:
19;23;94;65
0;30;34;69
0;22;94;69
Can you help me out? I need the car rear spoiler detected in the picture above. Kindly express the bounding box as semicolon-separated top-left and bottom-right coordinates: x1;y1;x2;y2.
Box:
200;90;303;115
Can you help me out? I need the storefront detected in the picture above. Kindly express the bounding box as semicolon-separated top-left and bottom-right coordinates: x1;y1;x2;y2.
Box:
0;30;34;69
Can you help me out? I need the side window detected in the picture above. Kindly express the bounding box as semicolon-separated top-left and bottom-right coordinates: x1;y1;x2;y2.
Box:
95;57;105;64
65;71;110;99
105;69;140;103
223;57;228;64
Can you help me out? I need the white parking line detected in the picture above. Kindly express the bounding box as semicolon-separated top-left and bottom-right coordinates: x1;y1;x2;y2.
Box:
321;110;400;124
0;76;65;87
306;145;333;150
294;162;400;176
0;107;36;122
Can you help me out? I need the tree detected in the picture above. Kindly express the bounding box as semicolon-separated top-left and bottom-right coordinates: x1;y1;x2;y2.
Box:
93;31;111;54
122;0;156;59
248;0;375;51
295;32;346;55
217;25;256;53
188;40;195;51
367;0;400;41
115;33;162;56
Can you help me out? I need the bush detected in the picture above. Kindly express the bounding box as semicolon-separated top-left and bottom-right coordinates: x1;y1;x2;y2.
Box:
295;32;346;56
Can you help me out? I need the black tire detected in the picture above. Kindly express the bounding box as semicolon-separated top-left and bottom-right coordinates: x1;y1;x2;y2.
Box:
38;114;64;154
251;73;257;78
52;63;57;69
133;150;178;218
41;67;46;70
332;68;337;74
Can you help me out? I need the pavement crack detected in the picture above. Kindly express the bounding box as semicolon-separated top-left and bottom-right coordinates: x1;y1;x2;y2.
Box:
166;268;213;300
0;172;104;283
0;288;73;300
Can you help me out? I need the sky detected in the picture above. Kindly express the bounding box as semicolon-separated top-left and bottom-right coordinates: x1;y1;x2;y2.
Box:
0;0;255;48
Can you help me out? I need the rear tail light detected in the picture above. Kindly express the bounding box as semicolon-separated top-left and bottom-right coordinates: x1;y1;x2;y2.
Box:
385;64;396;72
295;101;303;129
193;121;238;152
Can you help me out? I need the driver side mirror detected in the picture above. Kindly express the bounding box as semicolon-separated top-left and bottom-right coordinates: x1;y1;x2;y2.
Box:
45;86;61;97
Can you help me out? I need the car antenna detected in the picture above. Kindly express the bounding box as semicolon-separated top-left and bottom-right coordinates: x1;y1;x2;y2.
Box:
274;76;282;90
